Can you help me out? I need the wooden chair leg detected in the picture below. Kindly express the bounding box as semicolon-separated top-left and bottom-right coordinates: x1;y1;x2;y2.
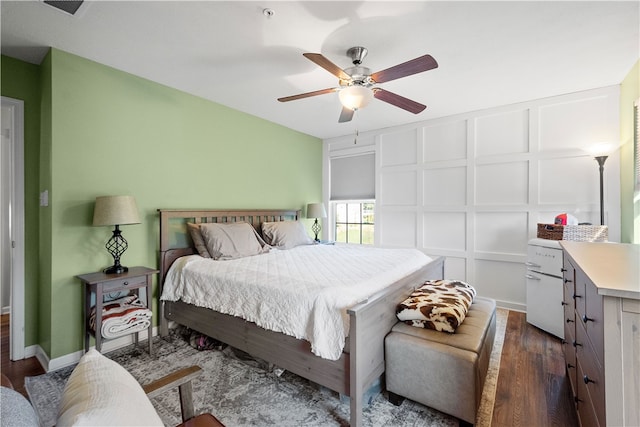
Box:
178;381;195;422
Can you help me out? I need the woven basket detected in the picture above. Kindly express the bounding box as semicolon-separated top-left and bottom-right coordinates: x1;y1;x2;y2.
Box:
537;224;564;240
563;225;608;242
537;223;608;242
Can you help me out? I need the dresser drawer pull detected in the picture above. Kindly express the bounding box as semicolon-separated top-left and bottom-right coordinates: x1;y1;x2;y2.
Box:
123;281;129;286
582;315;593;323
525;261;541;268
564;278;573;283
561;268;567;272
525;274;541;281
561;301;568;306
572;340;582;348
574;396;583;404
567;363;575;369
583;375;595;385
572;293;581;300
566;318;574;323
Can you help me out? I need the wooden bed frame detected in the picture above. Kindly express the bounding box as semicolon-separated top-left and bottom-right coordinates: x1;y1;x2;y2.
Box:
157;208;445;426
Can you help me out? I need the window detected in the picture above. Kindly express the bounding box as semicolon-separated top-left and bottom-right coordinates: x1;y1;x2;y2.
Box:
334;202;374;245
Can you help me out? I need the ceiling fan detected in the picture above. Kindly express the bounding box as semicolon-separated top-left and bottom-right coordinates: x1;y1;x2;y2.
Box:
278;46;438;123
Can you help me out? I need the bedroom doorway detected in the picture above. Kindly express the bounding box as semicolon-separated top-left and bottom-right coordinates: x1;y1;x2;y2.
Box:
1;96;25;361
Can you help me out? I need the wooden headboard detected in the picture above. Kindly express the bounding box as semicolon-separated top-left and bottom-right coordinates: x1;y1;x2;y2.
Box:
157;208;301;286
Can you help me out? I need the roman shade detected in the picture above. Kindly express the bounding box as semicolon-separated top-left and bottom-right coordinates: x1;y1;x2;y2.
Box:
330;153;375;200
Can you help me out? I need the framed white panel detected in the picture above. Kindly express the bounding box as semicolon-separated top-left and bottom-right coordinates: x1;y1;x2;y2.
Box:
538;93;618;152
423;120;467;162
423;167;466;205
380;129;417;167
380;171;416;206
379;211;416;247
475;109;529;156
443;257;466;281
474;260;526;305
538;157;597;205
423;212;466;251
476;161;529;205
475;212;528;254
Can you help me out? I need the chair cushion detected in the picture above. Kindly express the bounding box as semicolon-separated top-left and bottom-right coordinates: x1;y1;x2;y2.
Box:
57;349;163;426
1;386;39;427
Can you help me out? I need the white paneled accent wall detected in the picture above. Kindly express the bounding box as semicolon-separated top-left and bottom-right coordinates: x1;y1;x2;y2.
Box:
324;86;621;310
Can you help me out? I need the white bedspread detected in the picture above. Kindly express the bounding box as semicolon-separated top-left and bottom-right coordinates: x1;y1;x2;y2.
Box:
161;244;431;360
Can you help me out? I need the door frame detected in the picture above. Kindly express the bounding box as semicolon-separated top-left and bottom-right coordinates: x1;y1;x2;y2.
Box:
1;96;25;361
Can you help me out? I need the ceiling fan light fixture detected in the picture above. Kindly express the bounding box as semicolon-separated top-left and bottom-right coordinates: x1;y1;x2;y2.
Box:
339;85;374;110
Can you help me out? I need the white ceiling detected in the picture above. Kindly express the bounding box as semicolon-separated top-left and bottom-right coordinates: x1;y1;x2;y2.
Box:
1;1;638;140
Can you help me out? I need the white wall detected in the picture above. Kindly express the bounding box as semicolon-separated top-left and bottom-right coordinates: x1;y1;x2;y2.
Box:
324;86;621;311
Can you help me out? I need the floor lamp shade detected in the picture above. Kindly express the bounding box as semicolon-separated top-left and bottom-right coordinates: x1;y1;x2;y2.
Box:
93;196;140;274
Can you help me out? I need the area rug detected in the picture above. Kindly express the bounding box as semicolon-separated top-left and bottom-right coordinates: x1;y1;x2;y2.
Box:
26;308;507;427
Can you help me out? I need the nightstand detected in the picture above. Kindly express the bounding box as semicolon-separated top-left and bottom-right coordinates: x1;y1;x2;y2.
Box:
76;266;158;355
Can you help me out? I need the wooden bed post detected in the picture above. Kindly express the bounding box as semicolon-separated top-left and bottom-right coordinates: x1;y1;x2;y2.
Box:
349;312;364;427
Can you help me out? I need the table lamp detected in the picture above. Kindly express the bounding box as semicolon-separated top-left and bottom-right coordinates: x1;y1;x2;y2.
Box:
92;195;140;274
306;203;327;242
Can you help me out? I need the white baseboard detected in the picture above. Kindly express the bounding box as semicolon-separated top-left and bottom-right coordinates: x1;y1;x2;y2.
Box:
495;300;526;313
40;327;159;372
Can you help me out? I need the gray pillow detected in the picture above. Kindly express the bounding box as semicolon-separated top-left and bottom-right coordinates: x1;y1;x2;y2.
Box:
200;222;270;260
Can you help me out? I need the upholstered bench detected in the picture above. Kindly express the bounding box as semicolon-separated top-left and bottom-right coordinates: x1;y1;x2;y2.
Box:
384;296;497;426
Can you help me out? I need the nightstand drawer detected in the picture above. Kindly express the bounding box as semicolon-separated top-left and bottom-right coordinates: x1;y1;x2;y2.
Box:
101;275;147;292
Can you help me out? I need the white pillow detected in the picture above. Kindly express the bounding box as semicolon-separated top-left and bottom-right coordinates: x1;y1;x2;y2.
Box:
57;349;163;426
199;222;269;260
262;220;313;249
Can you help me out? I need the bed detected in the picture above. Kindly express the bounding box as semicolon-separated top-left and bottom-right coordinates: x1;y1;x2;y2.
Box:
157;208;445;426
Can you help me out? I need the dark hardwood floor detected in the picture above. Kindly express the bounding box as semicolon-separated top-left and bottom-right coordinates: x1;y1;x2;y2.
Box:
492;310;579;427
1;314;46;397
1;311;579;426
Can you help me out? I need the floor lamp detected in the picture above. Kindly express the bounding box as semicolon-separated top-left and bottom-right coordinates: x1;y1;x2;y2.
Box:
595;155;607;226
589;142;615;226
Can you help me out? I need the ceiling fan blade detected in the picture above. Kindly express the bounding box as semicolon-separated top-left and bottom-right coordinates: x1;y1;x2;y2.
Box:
338;107;355;123
278;87;339;102
374;88;426;114
303;53;351;81
370;54;438;83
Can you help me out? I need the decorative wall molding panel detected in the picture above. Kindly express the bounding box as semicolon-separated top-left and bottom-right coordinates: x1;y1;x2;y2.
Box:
324;86;621;311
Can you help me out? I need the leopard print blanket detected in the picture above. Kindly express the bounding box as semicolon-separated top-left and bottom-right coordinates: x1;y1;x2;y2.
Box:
396;279;476;333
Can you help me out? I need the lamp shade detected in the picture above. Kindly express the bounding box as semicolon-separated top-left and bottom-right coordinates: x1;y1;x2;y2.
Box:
93;196;141;226
339;85;374;110
307;203;327;219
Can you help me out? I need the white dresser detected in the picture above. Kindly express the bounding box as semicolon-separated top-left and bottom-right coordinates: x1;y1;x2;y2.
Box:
560;241;640;427
526;238;564;338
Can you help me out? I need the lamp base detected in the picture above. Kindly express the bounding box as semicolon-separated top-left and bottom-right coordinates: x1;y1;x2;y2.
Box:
103;265;128;275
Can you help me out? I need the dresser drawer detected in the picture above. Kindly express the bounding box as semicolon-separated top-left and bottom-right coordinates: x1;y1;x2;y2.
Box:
574;269;587;322
101;275;148;293
564;325;577;399
576;320;605;427
576;358;601;427
583;281;604;366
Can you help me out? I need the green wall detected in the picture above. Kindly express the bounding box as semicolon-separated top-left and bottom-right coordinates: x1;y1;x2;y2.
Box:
620;59;639;243
0;55;41;348
6;49;322;359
